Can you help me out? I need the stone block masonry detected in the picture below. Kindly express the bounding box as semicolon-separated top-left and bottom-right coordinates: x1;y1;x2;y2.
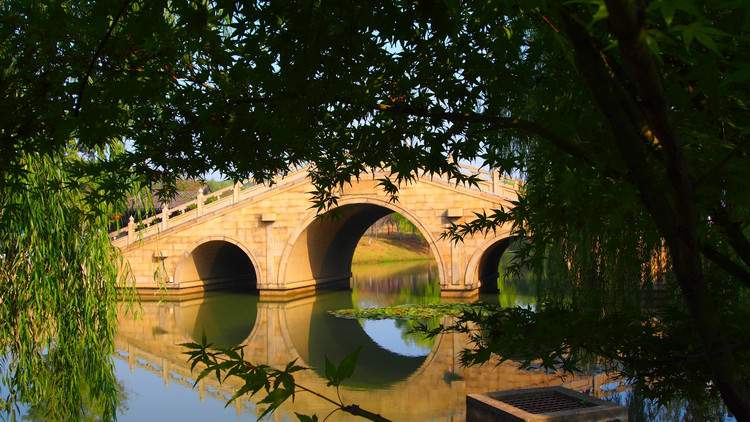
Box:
111;166;519;297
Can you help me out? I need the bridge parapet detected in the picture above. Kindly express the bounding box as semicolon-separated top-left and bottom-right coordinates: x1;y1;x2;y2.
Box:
111;167;310;246
110;165;519;247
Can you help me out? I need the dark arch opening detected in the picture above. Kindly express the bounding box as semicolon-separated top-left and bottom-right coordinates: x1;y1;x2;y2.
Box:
176;240;257;290
477;238;537;307
284;203;440;289
477;238;515;293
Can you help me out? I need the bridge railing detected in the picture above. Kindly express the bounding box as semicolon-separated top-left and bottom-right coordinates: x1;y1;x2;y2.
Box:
110;167;310;246
452;162;521;197
110;164;520;246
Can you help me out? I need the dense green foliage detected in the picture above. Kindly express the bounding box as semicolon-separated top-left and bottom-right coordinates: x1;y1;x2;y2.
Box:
332;298;736;418
204;179;233;192
329;303;470;320
3;0;750;418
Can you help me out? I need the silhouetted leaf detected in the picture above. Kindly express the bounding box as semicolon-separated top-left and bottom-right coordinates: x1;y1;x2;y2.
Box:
336;347;361;382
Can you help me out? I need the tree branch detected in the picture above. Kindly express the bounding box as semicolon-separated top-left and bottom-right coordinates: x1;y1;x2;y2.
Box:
374;103;623;177
695;136;750;186
712;205;750;270
74;0;133;116
700;243;750;289
341;405;391;422
604;0;677;155
555;6;678;241
603;1;750;415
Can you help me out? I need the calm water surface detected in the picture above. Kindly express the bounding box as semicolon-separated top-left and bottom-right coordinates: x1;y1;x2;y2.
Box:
110;261;688;421
0;260;731;420
112;261;600;421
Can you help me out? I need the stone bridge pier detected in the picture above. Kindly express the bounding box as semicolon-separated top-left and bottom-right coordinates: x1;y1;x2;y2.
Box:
112;167;520;298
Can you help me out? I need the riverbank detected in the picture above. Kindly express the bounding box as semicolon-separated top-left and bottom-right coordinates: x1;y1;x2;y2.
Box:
352;235;431;264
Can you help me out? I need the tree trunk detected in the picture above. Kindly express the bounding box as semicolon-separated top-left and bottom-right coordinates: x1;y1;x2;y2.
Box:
556;4;750;417
669;240;750;420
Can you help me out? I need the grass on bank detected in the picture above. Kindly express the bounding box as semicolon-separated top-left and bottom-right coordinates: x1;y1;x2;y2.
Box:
352;235;431;264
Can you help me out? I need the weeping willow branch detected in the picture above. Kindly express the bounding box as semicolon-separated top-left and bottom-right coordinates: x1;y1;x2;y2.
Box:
0;152;134;421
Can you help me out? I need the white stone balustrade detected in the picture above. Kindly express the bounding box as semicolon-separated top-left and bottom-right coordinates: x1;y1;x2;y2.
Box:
196;188;204;216
127;215;135;244
233;182;241;203
161;203;169;231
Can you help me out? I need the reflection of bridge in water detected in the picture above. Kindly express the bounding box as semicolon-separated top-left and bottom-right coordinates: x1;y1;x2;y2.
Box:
115;292;616;421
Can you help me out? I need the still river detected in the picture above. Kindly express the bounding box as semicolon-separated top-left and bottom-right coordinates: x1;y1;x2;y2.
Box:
109;260;652;422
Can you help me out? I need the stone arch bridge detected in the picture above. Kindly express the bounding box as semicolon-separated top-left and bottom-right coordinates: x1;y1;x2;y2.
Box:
111;165;519;297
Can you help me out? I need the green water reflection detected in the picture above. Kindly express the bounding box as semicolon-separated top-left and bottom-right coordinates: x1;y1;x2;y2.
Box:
177;261;439;388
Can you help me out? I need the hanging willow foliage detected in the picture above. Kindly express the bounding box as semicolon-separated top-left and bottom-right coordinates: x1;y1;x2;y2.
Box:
0;152;134;421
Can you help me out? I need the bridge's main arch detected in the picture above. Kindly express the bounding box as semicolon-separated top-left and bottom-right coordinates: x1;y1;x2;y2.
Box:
277;197;446;292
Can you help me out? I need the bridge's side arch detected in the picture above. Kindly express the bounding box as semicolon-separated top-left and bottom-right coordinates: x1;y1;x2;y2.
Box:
464;230;516;293
277;197;446;291
174;236;261;290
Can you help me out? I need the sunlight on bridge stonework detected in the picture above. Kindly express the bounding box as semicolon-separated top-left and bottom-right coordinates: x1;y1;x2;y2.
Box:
111;166;521;298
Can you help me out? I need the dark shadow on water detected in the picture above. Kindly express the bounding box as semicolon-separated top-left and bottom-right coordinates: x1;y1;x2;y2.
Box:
188;288;260;349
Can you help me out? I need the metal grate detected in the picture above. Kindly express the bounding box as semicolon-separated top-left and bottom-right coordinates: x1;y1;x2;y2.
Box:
496;390;596;414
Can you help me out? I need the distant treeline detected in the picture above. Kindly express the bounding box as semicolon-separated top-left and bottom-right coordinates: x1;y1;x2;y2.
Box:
364;214;419;237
